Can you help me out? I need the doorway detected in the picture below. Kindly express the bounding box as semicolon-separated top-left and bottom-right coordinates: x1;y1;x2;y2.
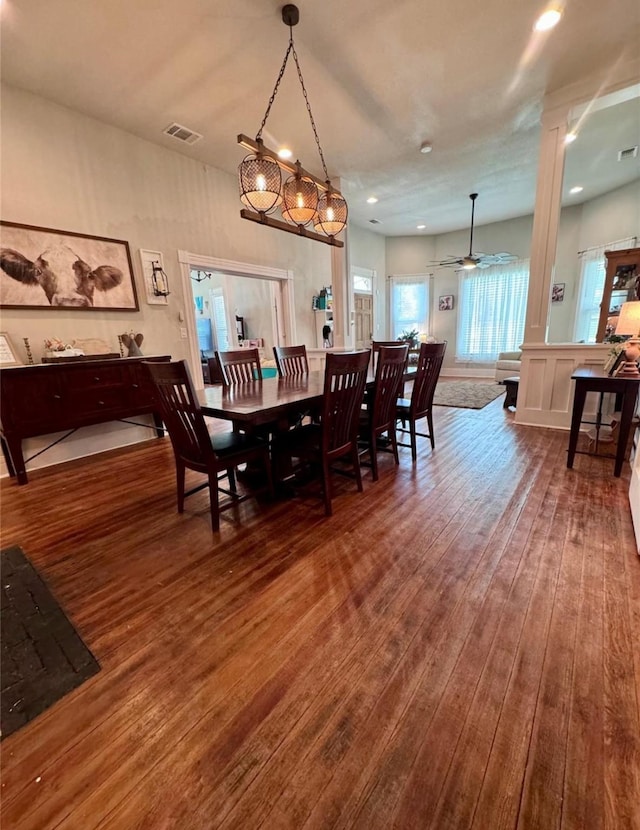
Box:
178;251;296;386
352;268;375;349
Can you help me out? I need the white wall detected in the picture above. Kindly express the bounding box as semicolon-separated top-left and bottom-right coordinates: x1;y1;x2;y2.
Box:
348;224;386;341
0;84;331;474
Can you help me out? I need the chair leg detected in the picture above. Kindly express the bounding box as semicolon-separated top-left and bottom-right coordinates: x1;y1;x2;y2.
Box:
352;445;364;492
369;429;379;481
227;467;237;492
410;418;417;462
207;474;220;532
176;459;186;513
427;410;435;449
389;425;400;465
321;456;333;516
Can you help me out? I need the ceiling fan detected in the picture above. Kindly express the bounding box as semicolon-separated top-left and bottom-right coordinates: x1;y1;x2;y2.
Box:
429;193;518;270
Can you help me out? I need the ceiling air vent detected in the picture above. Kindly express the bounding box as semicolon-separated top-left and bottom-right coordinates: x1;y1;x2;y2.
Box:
369;218;382;225
618;145;638;161
163;123;203;145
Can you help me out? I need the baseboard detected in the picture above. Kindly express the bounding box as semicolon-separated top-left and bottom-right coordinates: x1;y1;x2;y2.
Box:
441;368;495;379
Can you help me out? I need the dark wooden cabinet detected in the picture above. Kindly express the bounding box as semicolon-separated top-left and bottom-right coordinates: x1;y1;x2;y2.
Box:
596;246;640;342
0;355;170;484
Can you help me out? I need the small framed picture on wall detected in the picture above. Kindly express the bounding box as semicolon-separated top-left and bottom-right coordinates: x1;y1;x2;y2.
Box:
439;295;454;311
551;283;565;303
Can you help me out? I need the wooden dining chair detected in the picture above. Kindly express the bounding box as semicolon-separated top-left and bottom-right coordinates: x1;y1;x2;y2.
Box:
216;348;261;385
396;341;447;461
371;339;411;396
273;345;309;377
359;344;408;480
145;360;273;531
273;350;370;516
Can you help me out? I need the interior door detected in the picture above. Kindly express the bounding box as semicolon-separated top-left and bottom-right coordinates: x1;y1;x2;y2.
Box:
354;292;373;349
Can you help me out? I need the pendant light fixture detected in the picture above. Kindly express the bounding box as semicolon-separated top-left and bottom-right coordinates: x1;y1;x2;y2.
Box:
237;4;347;247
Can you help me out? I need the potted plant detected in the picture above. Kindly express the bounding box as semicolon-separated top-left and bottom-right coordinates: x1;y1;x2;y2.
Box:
397;329;420;349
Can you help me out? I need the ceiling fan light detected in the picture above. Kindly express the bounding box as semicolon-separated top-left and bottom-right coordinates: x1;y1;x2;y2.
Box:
281;173;319;226
314;187;348;236
238;153;282;213
462;257;477;270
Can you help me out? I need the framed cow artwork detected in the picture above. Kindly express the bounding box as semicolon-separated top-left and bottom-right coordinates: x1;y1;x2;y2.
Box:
0;221;139;311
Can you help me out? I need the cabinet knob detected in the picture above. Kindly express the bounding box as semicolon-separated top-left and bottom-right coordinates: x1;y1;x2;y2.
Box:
98;400;105;406
53;394;61;400
132;383;139;389
94;376;100;382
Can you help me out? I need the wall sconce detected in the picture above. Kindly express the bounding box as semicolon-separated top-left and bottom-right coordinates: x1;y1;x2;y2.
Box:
237;4;347;248
151;261;170;297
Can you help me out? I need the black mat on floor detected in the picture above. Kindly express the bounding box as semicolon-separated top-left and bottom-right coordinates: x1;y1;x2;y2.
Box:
1;546;100;739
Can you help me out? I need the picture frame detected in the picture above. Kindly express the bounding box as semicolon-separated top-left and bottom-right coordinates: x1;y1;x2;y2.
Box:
0;221;139;311
0;332;22;367
551;282;565;303
608;348;626;377
439;294;454;311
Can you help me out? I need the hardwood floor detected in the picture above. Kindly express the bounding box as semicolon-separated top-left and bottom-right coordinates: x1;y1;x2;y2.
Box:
1;396;639;829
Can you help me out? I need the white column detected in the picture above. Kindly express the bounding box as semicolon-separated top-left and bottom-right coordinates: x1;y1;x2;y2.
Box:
523;105;568;344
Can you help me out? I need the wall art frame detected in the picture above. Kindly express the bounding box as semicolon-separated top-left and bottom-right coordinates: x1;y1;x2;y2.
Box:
439;294;454;311
0;331;21;366
551;282;565;303
0;221;139;311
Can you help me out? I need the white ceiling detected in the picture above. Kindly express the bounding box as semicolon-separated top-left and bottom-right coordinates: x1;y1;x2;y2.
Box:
1;0;639;235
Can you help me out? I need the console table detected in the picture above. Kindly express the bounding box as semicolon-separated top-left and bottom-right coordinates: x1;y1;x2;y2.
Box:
567;365;640;477
0;355;170;485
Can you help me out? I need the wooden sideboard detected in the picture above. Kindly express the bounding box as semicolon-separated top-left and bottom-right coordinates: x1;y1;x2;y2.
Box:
0;355;170;485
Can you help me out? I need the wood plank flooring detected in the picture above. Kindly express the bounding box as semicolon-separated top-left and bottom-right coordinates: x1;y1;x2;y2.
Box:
1;393;639;829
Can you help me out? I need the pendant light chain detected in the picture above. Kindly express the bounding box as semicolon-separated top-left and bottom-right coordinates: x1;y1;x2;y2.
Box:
256;36;294;141
255;26;330;182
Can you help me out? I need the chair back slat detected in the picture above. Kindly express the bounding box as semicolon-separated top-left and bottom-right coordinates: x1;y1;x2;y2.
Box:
322;350;370;456
217;348;261;385
371;339;410;371
145;360;213;468
410;341;447;417
371;345;409;431
273;345;309;377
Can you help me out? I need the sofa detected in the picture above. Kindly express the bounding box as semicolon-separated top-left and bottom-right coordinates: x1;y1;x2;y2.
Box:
494;351;522;383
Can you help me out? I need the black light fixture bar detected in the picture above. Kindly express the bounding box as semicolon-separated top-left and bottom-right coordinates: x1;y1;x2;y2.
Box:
239;208;344;247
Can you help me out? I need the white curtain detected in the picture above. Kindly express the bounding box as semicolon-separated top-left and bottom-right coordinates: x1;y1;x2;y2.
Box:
456;259;530;362
574;236;637;343
389;275;429;340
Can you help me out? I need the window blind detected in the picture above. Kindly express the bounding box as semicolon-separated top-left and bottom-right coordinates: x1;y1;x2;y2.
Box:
456;260;530;362
389;275;429;340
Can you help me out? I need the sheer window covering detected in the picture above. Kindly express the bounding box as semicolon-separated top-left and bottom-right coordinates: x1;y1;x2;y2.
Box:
456;260;530;363
389;275;429;340
574;236;637;343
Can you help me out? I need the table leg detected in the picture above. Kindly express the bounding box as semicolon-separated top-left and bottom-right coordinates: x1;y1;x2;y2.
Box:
614;386;638;477
4;435;28;484
567;382;587;469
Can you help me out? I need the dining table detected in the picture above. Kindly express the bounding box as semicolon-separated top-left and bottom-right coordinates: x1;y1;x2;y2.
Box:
197;367;416;431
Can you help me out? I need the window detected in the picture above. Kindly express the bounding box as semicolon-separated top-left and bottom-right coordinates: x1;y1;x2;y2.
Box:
211;288;230;350
574;237;636;343
389;275;429;340
456;260;530;362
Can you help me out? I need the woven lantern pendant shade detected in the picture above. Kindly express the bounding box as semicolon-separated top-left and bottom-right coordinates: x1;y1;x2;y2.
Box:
314;186;348;236
239;153;282;213
281;173;319;226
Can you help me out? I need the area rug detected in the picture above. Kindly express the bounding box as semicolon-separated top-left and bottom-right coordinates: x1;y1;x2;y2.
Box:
1;546;100;739
433;381;505;410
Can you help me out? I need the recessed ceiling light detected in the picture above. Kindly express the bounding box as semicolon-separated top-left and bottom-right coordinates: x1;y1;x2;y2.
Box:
569;186;583;194
420;141;433;154
367;196;379;204
565;131;578;144
417;224;426;230
534;8;562;31
277;148;293;160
